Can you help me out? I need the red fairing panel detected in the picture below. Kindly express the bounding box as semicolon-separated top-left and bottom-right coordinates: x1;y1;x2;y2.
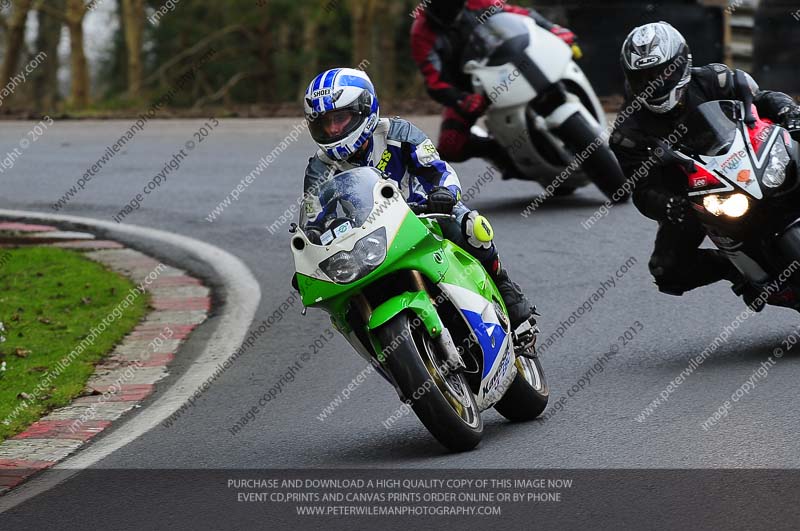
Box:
747;104;775;155
684;164;722;190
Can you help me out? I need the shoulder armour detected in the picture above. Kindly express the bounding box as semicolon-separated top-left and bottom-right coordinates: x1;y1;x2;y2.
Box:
387;117;429;146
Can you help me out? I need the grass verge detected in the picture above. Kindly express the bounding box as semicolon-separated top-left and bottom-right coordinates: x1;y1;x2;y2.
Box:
0;247;148;441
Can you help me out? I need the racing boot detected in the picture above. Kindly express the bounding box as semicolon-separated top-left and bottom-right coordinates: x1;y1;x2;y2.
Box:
461;212;534;328
491;265;534;330
468;135;525;181
490;264;539;357
730;278;767;313
723;259;767;313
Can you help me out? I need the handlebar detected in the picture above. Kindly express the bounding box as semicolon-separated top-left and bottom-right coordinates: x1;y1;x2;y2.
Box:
408;202;427;215
407;202;456;220
734;70;757;128
418;213;457;220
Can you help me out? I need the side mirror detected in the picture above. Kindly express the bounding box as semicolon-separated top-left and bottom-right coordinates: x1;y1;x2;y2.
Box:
734;70;756;129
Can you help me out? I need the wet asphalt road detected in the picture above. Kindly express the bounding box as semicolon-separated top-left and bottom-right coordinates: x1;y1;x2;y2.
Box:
2;117;800;528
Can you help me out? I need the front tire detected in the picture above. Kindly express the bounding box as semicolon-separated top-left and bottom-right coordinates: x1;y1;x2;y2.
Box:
378;313;483;452
494;355;549;421
555;113;629;203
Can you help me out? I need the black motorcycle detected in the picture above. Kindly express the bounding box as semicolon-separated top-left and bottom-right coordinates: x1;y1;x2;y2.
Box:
663;95;800;309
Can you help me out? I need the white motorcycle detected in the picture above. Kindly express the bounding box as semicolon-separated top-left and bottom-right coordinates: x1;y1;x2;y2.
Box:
462;11;628;201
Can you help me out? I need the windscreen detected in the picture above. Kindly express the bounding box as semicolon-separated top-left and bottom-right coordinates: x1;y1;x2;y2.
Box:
301;167;382;236
462;12;530;65
680;100;741;156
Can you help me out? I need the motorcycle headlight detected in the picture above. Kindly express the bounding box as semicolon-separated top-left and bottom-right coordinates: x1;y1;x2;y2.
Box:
319;228;387;284
703;193;749;218
764;141;790;188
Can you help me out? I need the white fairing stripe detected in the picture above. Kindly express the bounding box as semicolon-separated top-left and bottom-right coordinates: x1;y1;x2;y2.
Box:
438;283;496;323
438;282;516;410
744;124;781;171
688;127;782;200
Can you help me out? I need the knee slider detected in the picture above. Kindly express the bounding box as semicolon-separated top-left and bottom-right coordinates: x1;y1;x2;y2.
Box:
648;256;664;279
648;252;677;279
462;211;494;250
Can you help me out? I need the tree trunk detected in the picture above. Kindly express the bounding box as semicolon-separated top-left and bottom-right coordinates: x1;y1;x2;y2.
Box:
121;0;144;98
349;0;377;68
378;0;403;103
297;7;320;100
33;0;64;110
1;0;34;90
275;21;291;101
256;19;272;102
114;0;129;92
66;0;89;107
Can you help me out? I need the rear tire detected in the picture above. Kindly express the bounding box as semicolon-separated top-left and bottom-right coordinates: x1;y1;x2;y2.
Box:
552;186;577;197
494;355;549;421
378;313;483;452
555;113;629;203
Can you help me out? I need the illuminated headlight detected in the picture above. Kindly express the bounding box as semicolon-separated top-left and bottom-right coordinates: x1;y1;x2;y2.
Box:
703;193;749;218
764;141;791;188
319;228;387;284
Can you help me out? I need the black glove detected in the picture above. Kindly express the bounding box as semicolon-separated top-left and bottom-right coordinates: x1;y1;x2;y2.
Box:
779;105;800;131
665;196;690;225
427;187;456;214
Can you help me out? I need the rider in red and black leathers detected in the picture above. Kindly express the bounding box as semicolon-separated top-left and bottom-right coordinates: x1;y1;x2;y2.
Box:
411;0;577;175
612;22;800;305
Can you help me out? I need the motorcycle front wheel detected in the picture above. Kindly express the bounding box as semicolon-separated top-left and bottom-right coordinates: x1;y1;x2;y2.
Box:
378;312;483;452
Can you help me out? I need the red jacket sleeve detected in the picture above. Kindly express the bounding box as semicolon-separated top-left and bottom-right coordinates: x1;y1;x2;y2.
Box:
501;4;532;15
410;17;466;108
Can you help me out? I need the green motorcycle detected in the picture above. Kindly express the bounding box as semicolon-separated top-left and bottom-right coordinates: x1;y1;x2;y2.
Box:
291;167;548;451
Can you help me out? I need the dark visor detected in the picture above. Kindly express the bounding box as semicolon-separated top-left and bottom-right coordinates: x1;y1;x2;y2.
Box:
627;56;687;101
308;109;364;145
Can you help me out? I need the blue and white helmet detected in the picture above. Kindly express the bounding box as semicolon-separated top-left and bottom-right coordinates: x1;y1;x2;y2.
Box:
304;68;380;161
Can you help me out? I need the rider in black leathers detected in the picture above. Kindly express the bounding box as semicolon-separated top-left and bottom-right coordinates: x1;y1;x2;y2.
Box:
611;22;800;304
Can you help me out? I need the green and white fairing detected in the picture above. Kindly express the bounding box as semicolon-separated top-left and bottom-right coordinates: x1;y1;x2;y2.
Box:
290;167;518;410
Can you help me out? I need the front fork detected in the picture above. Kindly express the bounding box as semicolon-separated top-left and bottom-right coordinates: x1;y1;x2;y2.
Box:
409;271;466;371
355;271;466;372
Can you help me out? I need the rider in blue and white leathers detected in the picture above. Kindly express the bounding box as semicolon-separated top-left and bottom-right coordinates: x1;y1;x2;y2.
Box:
300;67;534;327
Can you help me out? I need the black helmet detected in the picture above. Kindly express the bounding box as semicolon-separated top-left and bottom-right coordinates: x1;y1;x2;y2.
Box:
620;22;692;113
426;0;466;28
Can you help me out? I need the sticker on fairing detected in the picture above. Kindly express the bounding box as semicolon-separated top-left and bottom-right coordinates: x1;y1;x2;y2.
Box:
320;221;353;245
